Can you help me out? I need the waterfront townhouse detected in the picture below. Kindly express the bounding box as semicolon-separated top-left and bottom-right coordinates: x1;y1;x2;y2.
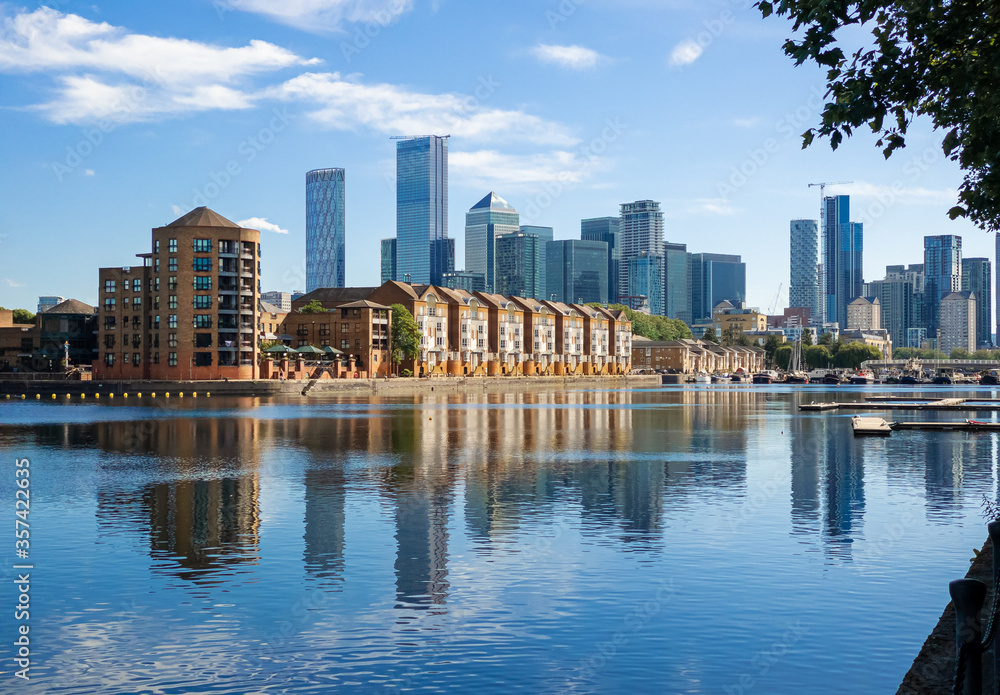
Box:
509;296;558;375
437;287;489;376
540;300;585;375
94;207;261;381
599;307;632;374
368;281;450;376
473;292;527;375
571;304;611;375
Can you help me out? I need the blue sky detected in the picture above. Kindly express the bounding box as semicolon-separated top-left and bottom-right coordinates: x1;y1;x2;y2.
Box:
0;0;989;314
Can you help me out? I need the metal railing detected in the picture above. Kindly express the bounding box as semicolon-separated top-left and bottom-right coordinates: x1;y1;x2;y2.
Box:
952;521;1000;694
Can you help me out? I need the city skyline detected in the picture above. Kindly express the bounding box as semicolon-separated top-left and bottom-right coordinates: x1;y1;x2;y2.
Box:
0;2;989;315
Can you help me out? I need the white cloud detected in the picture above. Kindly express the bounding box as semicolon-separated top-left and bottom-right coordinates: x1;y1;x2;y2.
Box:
84;169;94;175
530;44;604;70
3;278;25;288
449;149;607;193
0;8;318;123
220;0;414;33
238;217;289;234
269;72;578;146
732;117;759;129
840;181;957;205
668;39;703;67
685;198;736;216
171;205;184;217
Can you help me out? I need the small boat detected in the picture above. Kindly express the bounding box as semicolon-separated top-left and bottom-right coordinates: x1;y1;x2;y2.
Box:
808;375;825;384
711;373;730;383
853;415;893;436
784;372;809;384
730;373;745;383
752;372;773;384
981;372;999;386
932;375;953;385
900;375;925;385
823;372;843;385
849;372;875;385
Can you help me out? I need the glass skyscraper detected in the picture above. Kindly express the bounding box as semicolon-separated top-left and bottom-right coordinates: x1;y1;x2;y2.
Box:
464;192;520;292
790;219;820;323
962;256;991;348
690;253;746;322
822;195;863;328
581;217;620;305
924;234;962;336
546;240;608;305
520;225;553;299
380;238;396;284
396;136;449;284
624;252;664;316
663;242;690;324
496;233;541;299
618;201;664;301
305;168;346;292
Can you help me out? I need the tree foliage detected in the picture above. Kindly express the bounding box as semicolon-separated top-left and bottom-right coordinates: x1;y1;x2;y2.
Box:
756;0;1000;229
0;307;35;324
892;347;949;360
298;300;327;314
800;328;813;346
390;303;421;369
591;304;694;341
774;343;793;370
702;327;718;343
804;344;832;369
832;342;883;369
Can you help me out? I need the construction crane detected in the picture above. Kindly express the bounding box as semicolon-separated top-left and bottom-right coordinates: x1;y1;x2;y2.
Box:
768;283;783;315
807;180;853;200
389;134;451;140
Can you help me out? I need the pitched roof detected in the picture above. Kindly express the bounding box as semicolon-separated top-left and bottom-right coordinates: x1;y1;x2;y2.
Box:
165;206;240;229
259;300;283;314
340;300;390;310
45;298;95;315
470;191;516;211
295;287;378;305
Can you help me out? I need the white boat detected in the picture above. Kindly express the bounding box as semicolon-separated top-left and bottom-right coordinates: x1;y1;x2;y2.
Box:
690;372;711;384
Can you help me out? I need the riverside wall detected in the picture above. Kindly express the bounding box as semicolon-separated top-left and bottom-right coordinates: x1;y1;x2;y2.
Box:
0;374;663;398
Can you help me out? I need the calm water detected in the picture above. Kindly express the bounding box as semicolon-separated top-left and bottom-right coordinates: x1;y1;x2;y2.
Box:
0;385;998;694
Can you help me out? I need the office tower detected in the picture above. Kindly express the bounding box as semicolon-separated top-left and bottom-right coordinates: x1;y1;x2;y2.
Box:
689;253;747;322
822;195;863;328
496;233;541;299
520;225;553;299
431;238;455;284
866;264;924;350
464;192;519;292
939;291;976;354
581;217;620;304
396;135;449;284
546;240;608;305
36;296;64;314
306;168;346;292
260;291;291;312
663;242;691;324
380;238;397;283
622;252;664;315
95;207;261;380
962;257;992;349
924;235;962;338
441;271;486;294
790;219;821;321
618;201;664;301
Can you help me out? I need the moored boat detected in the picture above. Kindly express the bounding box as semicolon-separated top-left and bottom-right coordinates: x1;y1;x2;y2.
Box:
848;371;875;385
784;372;809;384
823;372;843;385
932;375;953;385
900;375;925;385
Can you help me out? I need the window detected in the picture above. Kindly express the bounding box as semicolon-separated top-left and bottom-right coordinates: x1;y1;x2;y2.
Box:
104;316;116;329
193;258;212;272
168;257;177;272
154;259;160;272
132;297;142;307
168;276;178;291
462;338;468;348
104;353;114;366
154;240;160;254
195;333;212;348
342;323;349;333
355;339;361;349
168;239;177;253
104;298;116;310
152;277;160;292
132;279;142;292
168;296;178;309
153;296;159;310
168;333;177;348
436;337;443;346
168;315;177;328
436;322;442;331
321;339;330;347
194;315;212;328
151;334;159;348
194;295;211;309
193;239;211;253
297;340;307;348
461;324;467;333
355;323;360;332
194;276;212;290
152;352;159;364
500;340;507;349
104;279;116;293
132;353;141;367
168;352;177;366
104;335;116;348
341;339;349;350
478;339;485;349
194;352;212;367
